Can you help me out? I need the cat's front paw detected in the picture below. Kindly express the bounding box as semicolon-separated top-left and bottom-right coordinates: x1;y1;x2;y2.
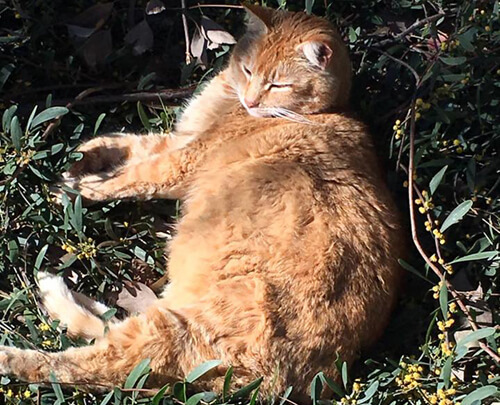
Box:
51;174;111;205
66;136;128;178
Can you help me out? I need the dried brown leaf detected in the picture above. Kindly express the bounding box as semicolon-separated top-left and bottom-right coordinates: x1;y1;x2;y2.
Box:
82;30;112;67
200;16;236;45
116;281;158;314
146;0;166;15
190;28;208;66
66;3;113;38
125;20;154;55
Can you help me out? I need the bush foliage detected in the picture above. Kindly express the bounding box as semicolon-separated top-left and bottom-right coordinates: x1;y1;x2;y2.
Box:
0;0;499;404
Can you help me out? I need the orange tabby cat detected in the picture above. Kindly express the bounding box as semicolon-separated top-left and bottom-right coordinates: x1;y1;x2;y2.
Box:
0;5;404;400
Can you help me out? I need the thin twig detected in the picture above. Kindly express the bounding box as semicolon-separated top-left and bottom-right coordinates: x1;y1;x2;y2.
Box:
12;87;196;114
405;94;500;363
181;0;192;64
50;86;196;108
372;13;445;47
188;3;243;9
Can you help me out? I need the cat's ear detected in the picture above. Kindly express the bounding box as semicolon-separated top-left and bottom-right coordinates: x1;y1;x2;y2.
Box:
298;41;333;69
243;3;274;35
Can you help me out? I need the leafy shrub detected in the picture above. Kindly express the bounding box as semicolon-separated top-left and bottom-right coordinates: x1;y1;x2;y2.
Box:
0;0;499;404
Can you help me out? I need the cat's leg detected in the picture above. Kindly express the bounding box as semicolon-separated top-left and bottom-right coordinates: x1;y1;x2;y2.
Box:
37;272;114;340
66;133;194;178
61;141;201;203
0;306;204;389
175;70;236;135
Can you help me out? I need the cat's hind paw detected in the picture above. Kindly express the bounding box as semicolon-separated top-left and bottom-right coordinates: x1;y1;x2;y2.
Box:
0;346;15;375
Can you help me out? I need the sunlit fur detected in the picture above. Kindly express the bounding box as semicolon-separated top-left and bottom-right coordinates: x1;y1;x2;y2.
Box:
0;6;403;401
228;5;351;117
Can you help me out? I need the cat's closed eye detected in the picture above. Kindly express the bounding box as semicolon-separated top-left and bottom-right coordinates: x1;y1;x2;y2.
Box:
242;65;252;77
267;83;293;91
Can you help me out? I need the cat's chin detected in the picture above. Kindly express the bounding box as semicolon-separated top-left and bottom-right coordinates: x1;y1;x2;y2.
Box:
244;107;278;118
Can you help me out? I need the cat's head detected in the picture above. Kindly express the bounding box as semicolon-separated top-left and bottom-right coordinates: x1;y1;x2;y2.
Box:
227;4;351;119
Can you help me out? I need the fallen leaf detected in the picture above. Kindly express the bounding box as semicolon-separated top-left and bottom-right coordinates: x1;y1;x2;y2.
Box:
190;28;208;66
81;30;112;67
200;16;236;47
116;281;158;314
125;20;154;55
146;0;166;15
66;3;113;39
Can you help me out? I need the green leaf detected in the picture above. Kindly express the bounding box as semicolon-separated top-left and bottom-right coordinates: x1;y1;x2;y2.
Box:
305;0;315;14
441;356;452;388
429;165;447;195
249;386;260;405
49;372;66;403
137;101;152;131
30;106;69;129
123;358;151;389
310;373;323;405
456;327;496;348
185;360;222;383
440;200;473;232
151;385;169;405
8;240;19;262
25;105;38;135
10;116;22;151
70;195;83;233
358;381;379;403
440;56;467;66
279;387;293;405
341;361;348;389
99;391;114;405
222;365;233;402
2;105;18;133
34;244;49;271
230;377;263;400
398;259;432;283
318;371;344;397
450;251;498;264
439;281;448;320
461;385;499;405
185;392;205;405
94;113;106;136
102;308;117;321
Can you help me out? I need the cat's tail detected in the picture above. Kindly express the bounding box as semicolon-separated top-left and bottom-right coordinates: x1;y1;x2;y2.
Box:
37;272;115;340
0;305;220;391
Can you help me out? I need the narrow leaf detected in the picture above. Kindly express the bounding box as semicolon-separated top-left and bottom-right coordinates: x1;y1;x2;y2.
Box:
185;360;222;383
450;251;498;264
49;372;65;402
429;165;448;195
222;365;233;402
461;385;498;405
441;356;452;388
440;200;473;232
10;116;22;151
341;362;348;389
230;377;263;399
439;282;448;320
34;244;49;271
456;327;496;348
94;113;106;135
124;358;151;388
137;101;152;131
185;393;205;405
30;107;69;129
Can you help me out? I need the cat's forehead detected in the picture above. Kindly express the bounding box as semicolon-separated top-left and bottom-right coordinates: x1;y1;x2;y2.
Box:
245;13;338;73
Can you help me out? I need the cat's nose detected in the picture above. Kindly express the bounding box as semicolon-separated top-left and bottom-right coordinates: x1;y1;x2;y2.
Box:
244;98;259;108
